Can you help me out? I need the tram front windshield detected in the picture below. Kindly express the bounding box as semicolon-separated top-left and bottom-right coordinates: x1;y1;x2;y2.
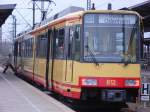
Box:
83;13;139;63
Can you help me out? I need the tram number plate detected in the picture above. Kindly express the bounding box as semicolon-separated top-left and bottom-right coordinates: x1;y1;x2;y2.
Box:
106;80;117;86
141;95;150;101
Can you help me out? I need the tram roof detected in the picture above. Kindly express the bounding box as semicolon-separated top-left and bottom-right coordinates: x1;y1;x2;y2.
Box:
0;4;16;27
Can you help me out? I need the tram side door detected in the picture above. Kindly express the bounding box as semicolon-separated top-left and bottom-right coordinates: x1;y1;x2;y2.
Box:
65;27;74;82
45;29;53;89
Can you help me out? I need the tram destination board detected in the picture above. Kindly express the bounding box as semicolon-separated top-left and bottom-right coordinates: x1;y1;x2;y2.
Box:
141;83;150;102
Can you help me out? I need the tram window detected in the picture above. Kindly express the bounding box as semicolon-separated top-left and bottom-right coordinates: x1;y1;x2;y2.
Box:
74;26;80;61
14;42;18;57
36;34;47;58
68;26;80;61
24;40;27;57
31;38;33;56
22;42;24;57
68;28;73;59
22;42;25;57
22;41;25;57
116;33;123;53
18;42;22;57
29;39;31;57
26;40;29;57
55;28;65;58
28;38;33;57
23;39;32;58
27;40;29;57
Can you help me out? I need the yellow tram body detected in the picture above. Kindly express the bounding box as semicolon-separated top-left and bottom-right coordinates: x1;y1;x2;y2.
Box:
14;7;142;103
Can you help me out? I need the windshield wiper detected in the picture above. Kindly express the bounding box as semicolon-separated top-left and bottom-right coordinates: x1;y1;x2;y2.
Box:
85;45;99;66
122;19;129;66
127;20;138;52
123;19;138;65
124;19;138;65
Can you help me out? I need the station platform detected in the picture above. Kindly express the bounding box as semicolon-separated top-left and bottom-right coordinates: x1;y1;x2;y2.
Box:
0;67;74;112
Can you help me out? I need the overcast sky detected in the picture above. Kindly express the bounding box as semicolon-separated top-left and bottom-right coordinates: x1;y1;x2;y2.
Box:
0;0;148;41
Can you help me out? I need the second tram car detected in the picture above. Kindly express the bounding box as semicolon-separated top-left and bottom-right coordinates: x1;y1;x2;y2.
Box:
14;7;142;105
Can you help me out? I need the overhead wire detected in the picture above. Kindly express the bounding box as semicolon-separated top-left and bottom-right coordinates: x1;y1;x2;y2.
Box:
12;0;33;30
15;8;32;28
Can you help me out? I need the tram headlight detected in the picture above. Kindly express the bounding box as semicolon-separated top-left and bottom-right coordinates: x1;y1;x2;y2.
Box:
81;79;98;86
125;80;139;87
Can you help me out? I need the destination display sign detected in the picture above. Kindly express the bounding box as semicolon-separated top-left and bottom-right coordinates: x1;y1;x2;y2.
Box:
98;14;137;25
84;14;137;25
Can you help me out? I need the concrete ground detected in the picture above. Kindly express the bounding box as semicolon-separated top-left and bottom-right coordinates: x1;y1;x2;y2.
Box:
127;103;150;112
0;67;74;112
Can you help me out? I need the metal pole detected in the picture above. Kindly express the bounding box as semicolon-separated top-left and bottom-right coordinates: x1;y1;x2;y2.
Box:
33;0;35;29
12;15;16;42
32;0;53;22
87;0;91;10
13;16;16;39
12;15;16;60
41;0;45;21
15;18;16;39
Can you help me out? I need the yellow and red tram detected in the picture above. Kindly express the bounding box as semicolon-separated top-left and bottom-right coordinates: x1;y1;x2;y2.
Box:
14;7;143;104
